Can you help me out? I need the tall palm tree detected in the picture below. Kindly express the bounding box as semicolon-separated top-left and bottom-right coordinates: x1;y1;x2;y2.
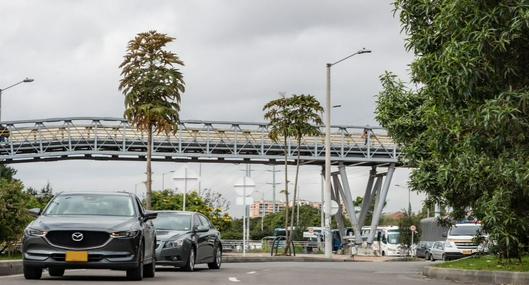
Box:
119;31;185;209
263;95;293;254
286;94;323;251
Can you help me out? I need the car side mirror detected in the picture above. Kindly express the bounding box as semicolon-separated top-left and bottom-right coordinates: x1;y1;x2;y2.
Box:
28;208;41;217
193;225;209;233
143;211;157;221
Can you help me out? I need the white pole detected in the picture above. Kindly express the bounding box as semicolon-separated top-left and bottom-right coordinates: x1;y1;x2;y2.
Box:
183;167;187;211
243;176;247;256
324;63;332;258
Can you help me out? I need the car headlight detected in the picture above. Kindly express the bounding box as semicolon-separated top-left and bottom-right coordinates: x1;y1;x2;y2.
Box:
25;228;47;237
111;230;140;239
164;239;184;248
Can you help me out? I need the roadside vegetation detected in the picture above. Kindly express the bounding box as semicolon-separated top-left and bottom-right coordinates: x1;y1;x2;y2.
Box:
437;255;529;272
376;0;529;261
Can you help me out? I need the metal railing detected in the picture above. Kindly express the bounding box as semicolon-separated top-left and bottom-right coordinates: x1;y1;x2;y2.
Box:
0;117;400;165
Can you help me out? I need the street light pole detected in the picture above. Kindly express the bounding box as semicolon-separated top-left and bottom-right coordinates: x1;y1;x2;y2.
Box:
324;48;371;258
0;77;34;122
161;170;175;191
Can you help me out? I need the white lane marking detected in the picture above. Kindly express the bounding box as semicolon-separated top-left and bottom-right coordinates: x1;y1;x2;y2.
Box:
229;276;241;282
247;271;256;274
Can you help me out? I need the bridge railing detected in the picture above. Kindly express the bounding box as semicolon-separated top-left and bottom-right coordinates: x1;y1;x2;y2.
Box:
0;117;399;164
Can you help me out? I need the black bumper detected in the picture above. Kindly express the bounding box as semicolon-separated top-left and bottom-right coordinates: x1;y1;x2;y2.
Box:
23;235;140;270
155;243;190;267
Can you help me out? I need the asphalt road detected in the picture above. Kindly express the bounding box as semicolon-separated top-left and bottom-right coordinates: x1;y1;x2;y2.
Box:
0;262;459;285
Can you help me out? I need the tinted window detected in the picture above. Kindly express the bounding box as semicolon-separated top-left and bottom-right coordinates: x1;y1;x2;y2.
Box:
193;215;202;227
44;194;135;217
198;215;210;228
449;225;481;236
153;213;192;231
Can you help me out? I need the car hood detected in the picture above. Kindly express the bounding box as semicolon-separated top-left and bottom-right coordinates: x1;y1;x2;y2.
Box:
31;215;138;232
156;230;188;241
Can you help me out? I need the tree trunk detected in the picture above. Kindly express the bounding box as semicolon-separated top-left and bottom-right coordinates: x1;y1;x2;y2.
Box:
286;139;301;255
282;134;290;255
146;125;153;209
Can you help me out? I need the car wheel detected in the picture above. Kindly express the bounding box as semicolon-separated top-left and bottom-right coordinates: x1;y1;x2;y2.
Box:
127;242;144;281
48;267;65;277
430;254;435;261
208;246;222;269
442;254;448;261
183;247;195;272
143;244;156;278
23;265;42;280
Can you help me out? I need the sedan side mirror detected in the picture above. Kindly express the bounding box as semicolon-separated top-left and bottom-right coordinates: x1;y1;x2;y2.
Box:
143;211;158;221
28;208;41;217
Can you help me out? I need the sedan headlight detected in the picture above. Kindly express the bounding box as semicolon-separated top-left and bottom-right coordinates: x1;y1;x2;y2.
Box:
164;239;184;248
25;228;47;237
111;230;140;239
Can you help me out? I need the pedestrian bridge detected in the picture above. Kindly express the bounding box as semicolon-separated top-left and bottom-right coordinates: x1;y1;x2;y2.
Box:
0;117;399;165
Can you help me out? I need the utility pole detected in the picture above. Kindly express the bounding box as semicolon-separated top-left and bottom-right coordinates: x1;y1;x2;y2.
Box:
266;165;281;213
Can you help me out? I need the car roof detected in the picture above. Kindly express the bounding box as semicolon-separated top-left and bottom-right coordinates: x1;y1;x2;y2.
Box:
55;191;134;197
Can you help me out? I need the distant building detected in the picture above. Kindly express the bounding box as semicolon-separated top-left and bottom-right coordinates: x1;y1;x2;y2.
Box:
250;199;322;218
249;200;285;218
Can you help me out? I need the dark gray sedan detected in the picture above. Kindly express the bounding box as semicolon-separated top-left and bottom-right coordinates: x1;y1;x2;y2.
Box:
153;211;222;271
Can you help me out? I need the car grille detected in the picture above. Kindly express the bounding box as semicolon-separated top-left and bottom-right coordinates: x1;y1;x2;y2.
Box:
454;242;478;249
46;230;110;249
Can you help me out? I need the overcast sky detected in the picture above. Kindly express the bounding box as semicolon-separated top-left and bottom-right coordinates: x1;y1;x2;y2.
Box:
1;0;422;218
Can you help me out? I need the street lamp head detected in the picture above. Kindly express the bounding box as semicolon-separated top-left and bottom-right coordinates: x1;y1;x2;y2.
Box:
23;78;34;83
358;48;372;54
332;104;342;108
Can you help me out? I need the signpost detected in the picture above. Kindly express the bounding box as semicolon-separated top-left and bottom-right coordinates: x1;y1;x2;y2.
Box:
410;225;417;256
234;176;255;256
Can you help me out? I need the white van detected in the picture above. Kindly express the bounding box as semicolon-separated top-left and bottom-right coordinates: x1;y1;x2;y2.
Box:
348;226;401;256
444;222;483;258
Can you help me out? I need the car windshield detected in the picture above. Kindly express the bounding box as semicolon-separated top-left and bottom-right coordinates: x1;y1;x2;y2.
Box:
387;232;400;244
449;225;481;236
153;213;192;231
44;194;135;217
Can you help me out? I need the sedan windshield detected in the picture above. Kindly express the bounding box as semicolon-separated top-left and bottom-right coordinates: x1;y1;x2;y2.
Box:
44;194;135;217
153;213;192;231
449;225;481;236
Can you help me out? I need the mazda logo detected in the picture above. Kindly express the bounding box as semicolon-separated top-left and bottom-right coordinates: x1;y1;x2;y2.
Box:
71;232;84;242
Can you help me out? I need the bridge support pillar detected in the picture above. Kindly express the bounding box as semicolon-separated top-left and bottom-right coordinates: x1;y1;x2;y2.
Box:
358;167;378;233
330;175;346;240
367;163;396;244
335;164;362;245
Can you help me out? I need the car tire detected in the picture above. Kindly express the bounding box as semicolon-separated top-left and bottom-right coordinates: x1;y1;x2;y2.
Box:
208;246;222;270
143;245;156;278
23;265;42;280
127;242;144;281
183;247;195;272
442;254;448;261
48;267;65;277
430;254;435;262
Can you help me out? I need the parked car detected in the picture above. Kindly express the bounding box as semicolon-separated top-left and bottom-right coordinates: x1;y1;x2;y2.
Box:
416;241;434;259
22;192;157;280
429;240;464;261
153;211;222;271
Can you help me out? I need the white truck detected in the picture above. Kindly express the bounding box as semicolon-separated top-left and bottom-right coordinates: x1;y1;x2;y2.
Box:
443;222;483;259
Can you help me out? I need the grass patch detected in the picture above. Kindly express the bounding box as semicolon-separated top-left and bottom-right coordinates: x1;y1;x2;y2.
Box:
0;253;22;261
436;255;529;272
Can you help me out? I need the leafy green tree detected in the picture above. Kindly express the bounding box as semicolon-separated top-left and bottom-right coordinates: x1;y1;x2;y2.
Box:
150;190;232;232
0;179;31;254
119;30;185;209
286;94;323;252
263;95;293;253
26;183;54;210
377;1;529;260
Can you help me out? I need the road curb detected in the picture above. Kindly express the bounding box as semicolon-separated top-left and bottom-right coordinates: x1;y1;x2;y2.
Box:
223;256;356;263
0;260;23;276
423;266;529;285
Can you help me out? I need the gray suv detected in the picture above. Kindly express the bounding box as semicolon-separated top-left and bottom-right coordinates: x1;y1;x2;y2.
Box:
22;192;157;280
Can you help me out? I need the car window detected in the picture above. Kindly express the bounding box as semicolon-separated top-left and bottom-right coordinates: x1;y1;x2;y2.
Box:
193;215;202;227
198;215;210;228
135;198;145;216
44;194;136;217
